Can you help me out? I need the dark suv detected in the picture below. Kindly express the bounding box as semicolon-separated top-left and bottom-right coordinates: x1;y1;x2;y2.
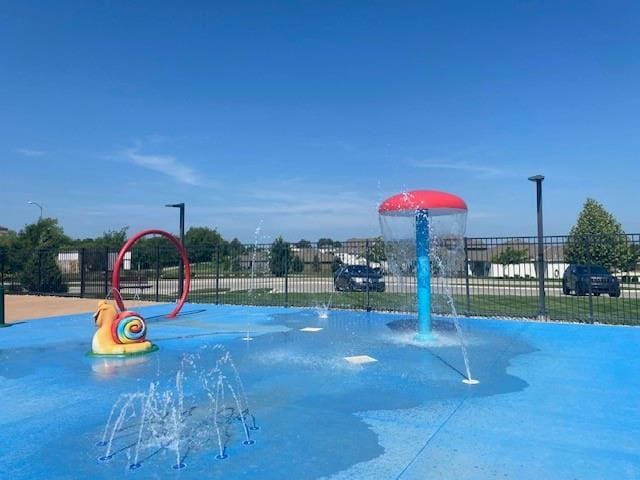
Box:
562;265;620;297
334;265;385;292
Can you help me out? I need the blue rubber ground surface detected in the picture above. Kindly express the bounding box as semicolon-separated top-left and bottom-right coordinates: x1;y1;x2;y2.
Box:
0;303;638;479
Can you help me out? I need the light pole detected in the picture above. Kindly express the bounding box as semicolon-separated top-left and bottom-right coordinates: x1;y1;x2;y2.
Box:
165;203;185;298
27;201;43;220
528;175;547;320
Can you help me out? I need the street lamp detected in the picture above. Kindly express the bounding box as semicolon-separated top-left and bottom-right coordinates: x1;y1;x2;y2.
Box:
528;175;547;320
27;201;43;220
165;203;185;298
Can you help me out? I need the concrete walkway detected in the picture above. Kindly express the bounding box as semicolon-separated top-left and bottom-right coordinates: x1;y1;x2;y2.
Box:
3;295;160;323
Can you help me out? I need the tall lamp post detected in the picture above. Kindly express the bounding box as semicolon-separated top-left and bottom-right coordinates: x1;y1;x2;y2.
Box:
165;203;185;298
27;201;43;220
528;175;547;320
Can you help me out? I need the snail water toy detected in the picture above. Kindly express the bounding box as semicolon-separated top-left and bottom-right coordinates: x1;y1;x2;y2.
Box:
91;301;155;356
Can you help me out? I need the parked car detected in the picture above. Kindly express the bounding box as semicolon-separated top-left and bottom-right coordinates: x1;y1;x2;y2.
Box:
562;264;621;297
334;265;385;292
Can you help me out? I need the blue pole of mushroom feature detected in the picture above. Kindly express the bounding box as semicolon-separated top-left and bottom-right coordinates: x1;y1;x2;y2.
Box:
415;209;432;340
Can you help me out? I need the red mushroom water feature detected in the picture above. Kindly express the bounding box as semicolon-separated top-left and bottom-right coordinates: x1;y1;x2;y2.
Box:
379;190;467;339
379;190;478;384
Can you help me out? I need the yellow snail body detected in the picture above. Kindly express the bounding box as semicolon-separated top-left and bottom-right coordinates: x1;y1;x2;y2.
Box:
92;301;154;355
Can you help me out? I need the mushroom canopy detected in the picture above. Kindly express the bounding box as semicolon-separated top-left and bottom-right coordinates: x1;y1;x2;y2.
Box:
378;190;467;217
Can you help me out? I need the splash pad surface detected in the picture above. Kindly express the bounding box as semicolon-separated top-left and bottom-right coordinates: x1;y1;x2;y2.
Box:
0;304;639;479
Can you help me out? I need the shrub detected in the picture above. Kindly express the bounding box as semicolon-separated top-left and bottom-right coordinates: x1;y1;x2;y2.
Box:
20;251;67;293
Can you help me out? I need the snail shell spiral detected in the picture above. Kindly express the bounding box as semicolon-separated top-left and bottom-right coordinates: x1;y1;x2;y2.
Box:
111;311;147;344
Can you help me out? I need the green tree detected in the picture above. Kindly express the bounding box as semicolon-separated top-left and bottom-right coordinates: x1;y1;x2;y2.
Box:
367;237;387;263
312;254;321;273
221;255;231;272
318;238;336;249
73;227;129;271
227;238;245;256
492;247;529;265
15;218;70;293
269;237;293;277
185;226;225;263
226;238;244;272
19;218;71;250
20;250;67;293
0;230;24;275
565;198;632;271
296;239;312;248
96;228;128;249
129;236;180;270
331;256;344;275
0;229;17;248
73;227;128;250
291;255;304;274
625;243;640;271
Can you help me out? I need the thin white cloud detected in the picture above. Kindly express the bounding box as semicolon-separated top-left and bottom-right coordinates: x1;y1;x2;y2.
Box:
185;179;381;238
194;187;376;218
122;148;200;186
407;159;516;178
15;148;45;157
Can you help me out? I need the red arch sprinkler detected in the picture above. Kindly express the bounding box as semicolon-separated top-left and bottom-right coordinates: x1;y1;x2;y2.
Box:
378;190;468;341
112;229;191;318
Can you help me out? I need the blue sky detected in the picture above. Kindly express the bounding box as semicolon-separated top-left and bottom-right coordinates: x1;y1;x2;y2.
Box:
1;1;639;242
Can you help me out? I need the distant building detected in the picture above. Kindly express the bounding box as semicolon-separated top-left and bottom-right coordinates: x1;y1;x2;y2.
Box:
466;239;569;279
0;225;9;236
237;251;271;273
56;251;131;274
238;248;339;274
294;248;336;273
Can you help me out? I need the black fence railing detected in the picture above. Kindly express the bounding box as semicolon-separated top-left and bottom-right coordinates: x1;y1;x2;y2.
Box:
1;234;639;325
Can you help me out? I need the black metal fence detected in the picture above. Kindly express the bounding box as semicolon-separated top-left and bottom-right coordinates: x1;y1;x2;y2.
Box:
1;234;639;325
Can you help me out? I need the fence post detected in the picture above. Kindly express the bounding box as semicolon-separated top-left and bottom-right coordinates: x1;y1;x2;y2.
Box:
215;246;221;305
464;238;471;314
586;236;594;323
536;236;547;321
0;286;4;326
155;244;160;303
284;247;289;307
365;240;371;311
1;249;4;288
79;248;86;298
103;248;109;298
